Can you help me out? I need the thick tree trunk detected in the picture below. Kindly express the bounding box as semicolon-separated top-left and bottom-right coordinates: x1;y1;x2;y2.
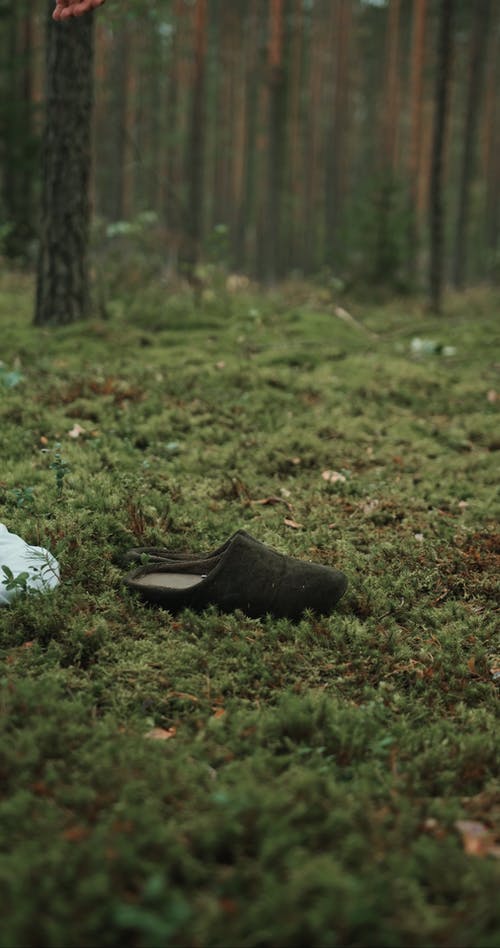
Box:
484;27;500;272
1;0;37;260
34;2;94;326
429;0;455;313
452;0;492;288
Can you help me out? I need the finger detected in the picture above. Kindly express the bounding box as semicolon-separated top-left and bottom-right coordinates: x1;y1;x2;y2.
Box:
54;0;104;19
59;2;90;19
52;0;69;20
68;0;105;14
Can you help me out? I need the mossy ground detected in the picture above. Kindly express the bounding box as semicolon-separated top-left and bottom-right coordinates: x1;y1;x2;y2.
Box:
0;271;499;947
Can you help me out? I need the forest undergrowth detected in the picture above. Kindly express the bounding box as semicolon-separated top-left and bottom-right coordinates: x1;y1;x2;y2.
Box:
0;272;499;947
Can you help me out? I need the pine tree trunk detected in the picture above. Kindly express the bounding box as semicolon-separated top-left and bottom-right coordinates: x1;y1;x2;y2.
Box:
146;32;162;213
325;0;352;268
34;1;94;326
452;0;492;288
163;0;184;273
303;4;323;273
184;0;207;273
238;0;262;274
429;0;455;313
1;0;37;260
382;0;401;173
92;20;108;219
407;0;427;283
233;7;250;270
107;25;130;221
265;0;286;282
484;26;500;272
287;0;304;272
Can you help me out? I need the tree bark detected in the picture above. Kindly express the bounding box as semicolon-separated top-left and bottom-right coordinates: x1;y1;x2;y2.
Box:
325;0;352;268
1;0;37;260
452;0;492;288
484;25;500;271
303;2;323;274
237;0;262;274
184;0;207;273
265;0;286;282
34;1;94;326
163;0;184;272
382;0;401;173
429;0;455;313
286;0;304;272
407;0;427;282
106;25;130;221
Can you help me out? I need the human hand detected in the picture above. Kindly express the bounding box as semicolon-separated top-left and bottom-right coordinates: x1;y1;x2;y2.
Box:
53;0;105;21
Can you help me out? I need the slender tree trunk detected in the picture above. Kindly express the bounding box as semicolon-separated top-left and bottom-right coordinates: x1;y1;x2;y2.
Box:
452;0;492;288
382;0;401;173
303;3;323;273
265;0;286;282
145;32;164;210
429;0;455;313
184;0;207;272
232;7;250;269
92;21;108;218
164;0;184;273
287;0;304;271
1;0;37;260
230;10;246;263
108;25;130;221
238;0;262;274
484;26;500;272
34;1;94;326
133;33;146;213
212;7;226;233
407;0;427;283
325;0;352;268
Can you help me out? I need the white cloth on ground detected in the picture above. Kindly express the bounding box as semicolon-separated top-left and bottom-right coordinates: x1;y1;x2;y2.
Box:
0;523;60;606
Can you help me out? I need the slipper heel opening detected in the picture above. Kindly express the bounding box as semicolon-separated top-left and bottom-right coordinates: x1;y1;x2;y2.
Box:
133;572;205;591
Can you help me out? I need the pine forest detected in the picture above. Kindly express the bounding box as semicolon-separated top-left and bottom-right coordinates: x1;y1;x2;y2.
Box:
1;0;499;296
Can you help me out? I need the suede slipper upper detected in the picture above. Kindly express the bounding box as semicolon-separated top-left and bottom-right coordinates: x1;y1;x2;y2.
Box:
123;530;247;565
123;531;347;620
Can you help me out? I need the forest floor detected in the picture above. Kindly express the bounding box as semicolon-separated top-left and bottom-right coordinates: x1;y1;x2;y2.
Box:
0;271;499;947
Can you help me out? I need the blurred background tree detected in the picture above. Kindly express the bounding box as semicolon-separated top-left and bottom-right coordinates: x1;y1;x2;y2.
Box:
0;0;38;261
0;0;499;317
34;0;94;325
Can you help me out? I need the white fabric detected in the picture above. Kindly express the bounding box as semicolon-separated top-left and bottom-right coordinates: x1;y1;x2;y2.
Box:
0;523;60;606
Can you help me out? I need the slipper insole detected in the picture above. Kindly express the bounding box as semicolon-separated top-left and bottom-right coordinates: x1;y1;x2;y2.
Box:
134;572;204;590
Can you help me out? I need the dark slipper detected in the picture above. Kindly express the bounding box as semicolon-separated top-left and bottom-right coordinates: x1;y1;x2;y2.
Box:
123;529;249;564
123;531;347;620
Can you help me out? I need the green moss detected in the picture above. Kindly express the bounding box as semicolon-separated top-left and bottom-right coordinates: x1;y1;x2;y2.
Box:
0;275;499;947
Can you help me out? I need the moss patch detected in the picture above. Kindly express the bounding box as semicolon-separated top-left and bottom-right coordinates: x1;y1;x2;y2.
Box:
1;274;499;947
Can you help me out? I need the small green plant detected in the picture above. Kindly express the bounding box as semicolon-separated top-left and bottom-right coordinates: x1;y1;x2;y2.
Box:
0;361;23;388
1;565;30;593
205;222;230;267
11;486;35;509
48;446;71;495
